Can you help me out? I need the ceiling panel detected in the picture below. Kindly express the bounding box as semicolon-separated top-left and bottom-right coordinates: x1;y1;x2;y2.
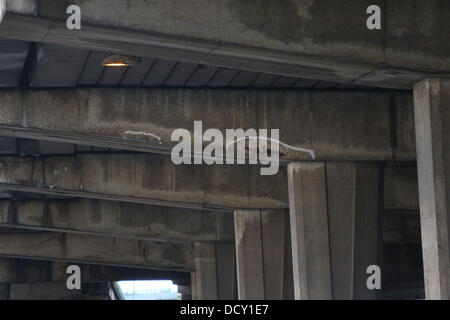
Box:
120;58;155;86
30;44;90;87
78;51;110;85
229;71;259;87
142;59;177;86
272;76;298;88
98;66;127;86
251;73;279;87
208;68;239;87
186;65;218;87
0;39;29;87
293;78;319;88
164;62;198;86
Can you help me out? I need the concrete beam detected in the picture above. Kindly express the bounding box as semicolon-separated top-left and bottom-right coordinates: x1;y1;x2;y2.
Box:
0;89;415;161
0;199;234;243
0;154;287;210
0;232;194;271
7;282;112;300
413;78;450;300
234;209;293;300
193;242;236;300
0;258;188;284
2;1;450;88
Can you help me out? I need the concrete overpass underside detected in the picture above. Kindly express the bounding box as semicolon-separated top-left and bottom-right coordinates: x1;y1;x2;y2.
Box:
0;0;448;300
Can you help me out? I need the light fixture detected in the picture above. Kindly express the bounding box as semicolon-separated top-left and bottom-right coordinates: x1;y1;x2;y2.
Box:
102;54;138;67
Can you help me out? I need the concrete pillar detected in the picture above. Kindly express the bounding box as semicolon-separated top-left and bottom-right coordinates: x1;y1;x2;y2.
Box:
193;242;237;300
287;162;332;300
190;272;197;300
287;162;382;300
234;209;292;300
413;78;450;300
194;243;218;300
326;162;382;300
178;285;192;300
215;242;237;300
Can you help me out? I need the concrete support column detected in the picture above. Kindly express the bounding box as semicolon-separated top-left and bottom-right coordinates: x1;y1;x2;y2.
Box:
190;272;197;300
234;209;292;300
178;285;192;300
413;78;450;300
287;162;382;300
193;242;237;300
287;162;332;300
326;162;383;300
194;243;218;300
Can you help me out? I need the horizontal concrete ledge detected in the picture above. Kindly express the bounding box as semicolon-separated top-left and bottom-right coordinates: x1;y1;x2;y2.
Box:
0;199;234;243
0;232;195;271
0;89;416;161
0;257;188;284
0;154;288;210
5;0;450;88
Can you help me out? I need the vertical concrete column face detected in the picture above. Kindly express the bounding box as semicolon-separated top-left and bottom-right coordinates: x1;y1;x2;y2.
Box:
234;209;291;300
287;162;332;300
326;163;382;300
234;210;265;300
261;210;287;300
413;78;450;300
215;242;237;300
190;272;197;300
194;243;218;300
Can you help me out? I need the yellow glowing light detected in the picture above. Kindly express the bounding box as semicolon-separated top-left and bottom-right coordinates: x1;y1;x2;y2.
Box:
102;54;138;67
103;62;129;67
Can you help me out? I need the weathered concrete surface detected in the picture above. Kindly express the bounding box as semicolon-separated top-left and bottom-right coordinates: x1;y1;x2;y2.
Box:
413;78;450;300
326;162;383;300
3;1;450;88
287;163;332;300
0;39;29;87
0;199;234;242
0;232;194;271
193;242;237;300
0;257;188;284
234;209;293;300
194;243;218;300
384;166;419;210
8;282;112;300
0;154;287;210
288;162;382;300
0;89;416;161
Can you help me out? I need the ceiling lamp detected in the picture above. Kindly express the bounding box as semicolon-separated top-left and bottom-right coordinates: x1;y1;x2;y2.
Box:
102;54;138;67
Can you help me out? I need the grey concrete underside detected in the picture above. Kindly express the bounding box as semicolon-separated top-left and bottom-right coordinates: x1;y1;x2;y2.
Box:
0;232;194;271
0;257;188;284
0;154;288;210
2;0;450;89
0;89;415;161
0;199;234;243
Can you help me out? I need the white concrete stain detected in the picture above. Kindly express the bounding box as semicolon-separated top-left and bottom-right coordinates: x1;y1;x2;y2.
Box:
226;136;316;159
124;131;163;144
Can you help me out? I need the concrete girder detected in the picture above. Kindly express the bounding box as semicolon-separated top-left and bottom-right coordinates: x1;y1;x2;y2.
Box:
0;89;415;161
0;257;188;284
2;1;450;89
0;154;288;210
5;282;113;300
0;232;194;271
0;199;234;243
